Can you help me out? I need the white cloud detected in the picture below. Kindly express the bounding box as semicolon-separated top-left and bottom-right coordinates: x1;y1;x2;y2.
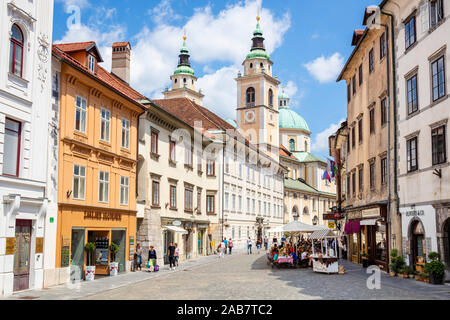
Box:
304;53;344;84
197;66;239;120
284;81;298;99
149;0;181;24
312;119;345;153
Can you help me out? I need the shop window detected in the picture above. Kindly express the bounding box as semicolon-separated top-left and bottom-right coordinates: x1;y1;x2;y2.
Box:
100;108;110;142
10;24;24;77
120;176;129;205
121;118;130;149
75;96;87;133
73;164;86;200
375;221;387;262
3;118;21;177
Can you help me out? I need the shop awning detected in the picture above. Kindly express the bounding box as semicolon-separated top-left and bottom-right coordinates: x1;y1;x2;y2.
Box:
360;219;378;226
283;221;329;233
164;226;188;234
308;229;337;240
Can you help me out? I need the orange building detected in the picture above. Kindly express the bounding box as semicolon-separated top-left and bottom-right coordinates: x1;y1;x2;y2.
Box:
52;42;146;281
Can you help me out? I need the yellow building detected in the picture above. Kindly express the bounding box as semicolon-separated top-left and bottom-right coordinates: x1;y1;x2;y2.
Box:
51;42;146;283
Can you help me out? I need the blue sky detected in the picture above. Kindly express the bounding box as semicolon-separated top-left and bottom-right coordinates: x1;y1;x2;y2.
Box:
53;0;378;157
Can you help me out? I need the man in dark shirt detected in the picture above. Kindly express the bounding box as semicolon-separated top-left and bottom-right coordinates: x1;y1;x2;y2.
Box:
168;242;176;270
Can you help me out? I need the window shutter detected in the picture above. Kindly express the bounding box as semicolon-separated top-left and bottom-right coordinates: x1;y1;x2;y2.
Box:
420;3;429;34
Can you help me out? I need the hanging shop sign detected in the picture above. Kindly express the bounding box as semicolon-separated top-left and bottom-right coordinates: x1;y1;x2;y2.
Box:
129;236;135;260
5;238;15;255
197;224;209;229
36;237;44;253
173;220;182;226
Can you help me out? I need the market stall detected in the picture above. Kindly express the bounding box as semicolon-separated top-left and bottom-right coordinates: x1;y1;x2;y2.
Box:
308;229;339;274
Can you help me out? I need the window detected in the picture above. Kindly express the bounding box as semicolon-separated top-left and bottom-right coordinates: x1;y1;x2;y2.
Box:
52;72;60;99
197;152;202;171
380;32;386;60
239;163;242;178
207;159;215;176
359;64;363;86
100;109;110;142
304;141;308;152
185;188;193;211
247;197;250;214
197;191;202;213
358;168;363;192
207;195;215;214
258;200;261;214
381;158;387;184
152;181;160;206
238;195;242;211
268;89;273;107
369;48;375;73
431;56;446;102
224;192;229;210
225;156;229;173
430;0;444;28
121;118;130;149
246;87;255;106
370;108;375;134
73;164;86;200
381;98;387;126
407;74;418;114
347;83;351;103
75;96;87;133
407;137;418;172
98;171;109;203
370;163;375;189
347;176;351;196
232;194;236;211
3;118;21;177
170;139;176;162
432;126;446;165
351;127;356;148
358;118;363;143
88;55;96;73
405;16;416;49
120;176;129;205
151;130;158;154
170;185;177;209
289;139;295;152
252;199;256;214
10;24;24;77
347;134;351;153
185;145;193;167
352;75;356;95
352;172;356;195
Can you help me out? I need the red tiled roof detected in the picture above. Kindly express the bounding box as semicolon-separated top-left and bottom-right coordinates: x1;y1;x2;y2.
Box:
279;144;297;161
351;29;365;46
52;44;146;108
112;42;131;48
54;42;95;52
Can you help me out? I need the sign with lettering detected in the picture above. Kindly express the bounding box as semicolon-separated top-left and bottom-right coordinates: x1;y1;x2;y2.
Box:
5;238;15;255
362;208;380;218
36;237;44;253
405;210;425;217
84;211;121;221
347;211;362;220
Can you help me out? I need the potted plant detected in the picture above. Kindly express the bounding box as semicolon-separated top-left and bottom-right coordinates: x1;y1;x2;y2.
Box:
424;252;445;285
398;266;409;279
421;272;430;283
389;249;405;276
109;242;120;276
407;267;415;279
361;253;369;268
84;242;96;281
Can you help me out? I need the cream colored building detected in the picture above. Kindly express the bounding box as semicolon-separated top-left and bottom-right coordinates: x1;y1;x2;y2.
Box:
382;0;450;271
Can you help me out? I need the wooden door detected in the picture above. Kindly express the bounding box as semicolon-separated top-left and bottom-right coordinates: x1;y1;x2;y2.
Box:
13;220;32;292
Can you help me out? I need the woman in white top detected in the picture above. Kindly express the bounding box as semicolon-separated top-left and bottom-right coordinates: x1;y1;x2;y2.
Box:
219;240;225;258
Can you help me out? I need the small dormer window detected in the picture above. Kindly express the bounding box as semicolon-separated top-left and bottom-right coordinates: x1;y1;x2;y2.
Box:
174;78;178;83
88;55;96;73
250;63;253;69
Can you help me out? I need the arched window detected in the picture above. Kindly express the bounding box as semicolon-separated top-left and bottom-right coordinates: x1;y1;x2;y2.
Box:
292;206;299;221
268;89;273;107
10;24;24;77
312;216;318;225
303;206;309;215
246;87;255;106
289;139;295;152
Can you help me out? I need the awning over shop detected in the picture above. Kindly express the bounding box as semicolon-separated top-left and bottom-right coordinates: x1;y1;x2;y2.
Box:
163;226;188;234
308;229;337;240
360;219;378;226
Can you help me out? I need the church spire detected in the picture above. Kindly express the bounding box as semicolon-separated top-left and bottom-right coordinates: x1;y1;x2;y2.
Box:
246;15;270;61
174;31;195;76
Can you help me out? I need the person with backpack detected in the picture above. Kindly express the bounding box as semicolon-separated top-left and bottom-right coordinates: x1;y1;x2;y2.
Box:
228;238;233;255
147;245;157;272
168;242;176;270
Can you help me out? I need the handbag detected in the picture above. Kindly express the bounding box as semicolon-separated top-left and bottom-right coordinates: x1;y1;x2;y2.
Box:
146;260;150;269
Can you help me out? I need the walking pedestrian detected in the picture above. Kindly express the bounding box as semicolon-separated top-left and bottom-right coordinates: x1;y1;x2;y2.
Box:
135;243;143;271
264;236;268;252
219;240;225;259
273;235;278;246
247;237;252;254
256;238;262;254
174;243;180;267
228;238;233;255
147;245;157;272
224;238;228;255
168;242;176;270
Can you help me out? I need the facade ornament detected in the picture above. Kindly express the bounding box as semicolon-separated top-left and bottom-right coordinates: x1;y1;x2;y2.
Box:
37;33;50;63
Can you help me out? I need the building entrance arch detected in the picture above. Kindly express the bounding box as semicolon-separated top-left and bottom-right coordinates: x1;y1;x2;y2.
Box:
408;218;425;268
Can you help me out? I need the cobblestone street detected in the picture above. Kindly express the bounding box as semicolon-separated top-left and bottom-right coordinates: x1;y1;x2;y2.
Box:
83;253;449;300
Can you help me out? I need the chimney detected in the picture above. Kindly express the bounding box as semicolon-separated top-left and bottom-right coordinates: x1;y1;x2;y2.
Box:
111;42;131;84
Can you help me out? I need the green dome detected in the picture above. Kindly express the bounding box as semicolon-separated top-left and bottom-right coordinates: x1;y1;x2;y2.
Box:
174;65;195;75
279;107;310;132
278;91;289;99
246;49;270;60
